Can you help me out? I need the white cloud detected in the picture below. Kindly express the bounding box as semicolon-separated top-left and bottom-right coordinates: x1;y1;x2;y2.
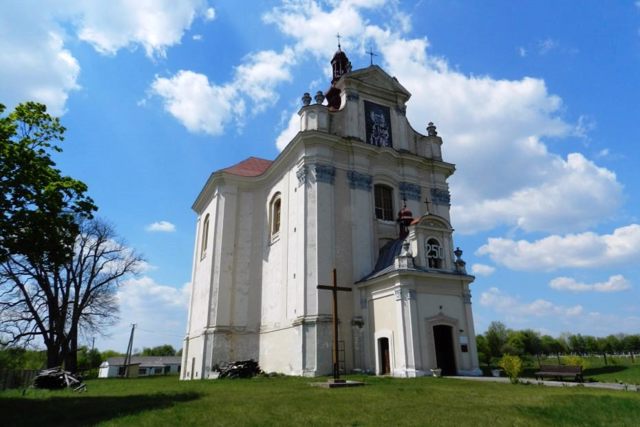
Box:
471;263;496;276
276;113;301;151
451;152;622;233
517;46;527;57
0;1;211;115
477;224;640;271
538;38;558;55
193;34;203;41
103;277;190;350
204;7;216;21
71;0;209;58
150;49;295;135
549;275;631;293
0;7;80;115
235;48;296;112
151;70;241;135
264;0;382;59
266;1;622;235
146;221;176;232
136;261;158;273
480;287;583;318
574;114;596;139
118;276;190;309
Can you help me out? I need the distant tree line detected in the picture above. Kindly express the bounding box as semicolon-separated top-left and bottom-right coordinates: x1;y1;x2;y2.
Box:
476;321;640;367
0;344;180;373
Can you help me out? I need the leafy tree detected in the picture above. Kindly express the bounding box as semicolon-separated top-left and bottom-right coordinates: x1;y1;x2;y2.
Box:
607;334;623;353
584;335;598;355
622;334;640;362
100;349;124;361
0;347;46;370
475;334;491;366
77;346;102;371
485;321;509;359
0;102;96;265
540;335;565;363
502;331;525;356
141;345;177;357
567;334;586;355
596;336;613;365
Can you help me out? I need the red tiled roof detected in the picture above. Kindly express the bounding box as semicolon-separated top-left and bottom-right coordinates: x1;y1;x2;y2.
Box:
222;157;273;177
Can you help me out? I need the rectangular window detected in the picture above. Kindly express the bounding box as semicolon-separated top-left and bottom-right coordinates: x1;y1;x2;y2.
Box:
374;185;394;221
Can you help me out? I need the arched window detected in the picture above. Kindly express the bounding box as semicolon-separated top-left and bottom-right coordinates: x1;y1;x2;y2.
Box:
270;193;282;237
200;214;210;259
374;184;394;221
425;237;444;269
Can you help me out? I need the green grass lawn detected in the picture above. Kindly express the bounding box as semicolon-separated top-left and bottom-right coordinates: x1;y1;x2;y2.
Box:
2;375;640;426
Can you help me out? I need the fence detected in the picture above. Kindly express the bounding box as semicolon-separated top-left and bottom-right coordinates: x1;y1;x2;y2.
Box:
0;369;39;391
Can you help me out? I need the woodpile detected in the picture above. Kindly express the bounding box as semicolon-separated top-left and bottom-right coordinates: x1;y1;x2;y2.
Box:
217;360;262;379
33;367;86;391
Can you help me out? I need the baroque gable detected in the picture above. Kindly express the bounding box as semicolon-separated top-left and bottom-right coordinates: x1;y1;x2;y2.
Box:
340;66;411;103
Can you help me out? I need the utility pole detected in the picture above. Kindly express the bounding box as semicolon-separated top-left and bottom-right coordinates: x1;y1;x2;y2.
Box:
123;323;136;378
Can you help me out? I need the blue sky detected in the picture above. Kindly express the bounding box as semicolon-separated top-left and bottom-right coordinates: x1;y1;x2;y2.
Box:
2;0;639;352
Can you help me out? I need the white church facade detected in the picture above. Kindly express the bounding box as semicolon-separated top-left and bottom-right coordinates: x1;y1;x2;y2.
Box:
181;49;481;379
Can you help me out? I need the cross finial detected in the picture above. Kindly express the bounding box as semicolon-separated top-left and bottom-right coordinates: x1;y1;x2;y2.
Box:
366;46;378;66
336;33;342;50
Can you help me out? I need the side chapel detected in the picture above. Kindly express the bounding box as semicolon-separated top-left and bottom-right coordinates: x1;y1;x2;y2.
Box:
181;47;482;379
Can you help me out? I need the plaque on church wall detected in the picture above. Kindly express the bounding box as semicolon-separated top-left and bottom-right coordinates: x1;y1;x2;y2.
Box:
364;101;392;147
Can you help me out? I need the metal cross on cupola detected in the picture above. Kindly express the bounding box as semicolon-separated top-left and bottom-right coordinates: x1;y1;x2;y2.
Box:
366;46;378;66
317;268;352;381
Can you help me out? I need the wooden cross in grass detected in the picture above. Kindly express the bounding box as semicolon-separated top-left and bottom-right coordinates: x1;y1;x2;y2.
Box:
317;268;352;381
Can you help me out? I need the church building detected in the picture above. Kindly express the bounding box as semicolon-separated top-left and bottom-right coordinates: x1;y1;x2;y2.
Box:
181;48;481;379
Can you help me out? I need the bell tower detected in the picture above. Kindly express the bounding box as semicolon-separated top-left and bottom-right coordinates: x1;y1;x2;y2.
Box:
326;38;351;111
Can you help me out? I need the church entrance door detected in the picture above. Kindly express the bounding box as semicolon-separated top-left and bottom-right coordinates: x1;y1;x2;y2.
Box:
378;338;390;375
433;325;456;375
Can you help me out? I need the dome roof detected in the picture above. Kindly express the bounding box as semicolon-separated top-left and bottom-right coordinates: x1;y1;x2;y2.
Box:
397;205;413;221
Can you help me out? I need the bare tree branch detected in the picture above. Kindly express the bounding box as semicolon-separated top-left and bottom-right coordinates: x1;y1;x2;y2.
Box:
0;217;143;370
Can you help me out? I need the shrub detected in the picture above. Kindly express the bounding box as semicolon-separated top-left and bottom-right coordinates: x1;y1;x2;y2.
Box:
499;355;523;383
562;355;589;370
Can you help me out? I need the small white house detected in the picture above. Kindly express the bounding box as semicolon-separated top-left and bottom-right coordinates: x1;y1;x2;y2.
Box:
98;356;181;378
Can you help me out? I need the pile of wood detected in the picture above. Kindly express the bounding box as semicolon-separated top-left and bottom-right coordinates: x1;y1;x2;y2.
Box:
33;367;86;391
217;360;262;379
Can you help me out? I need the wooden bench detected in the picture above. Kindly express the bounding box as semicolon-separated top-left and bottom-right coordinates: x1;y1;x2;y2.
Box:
535;365;583;382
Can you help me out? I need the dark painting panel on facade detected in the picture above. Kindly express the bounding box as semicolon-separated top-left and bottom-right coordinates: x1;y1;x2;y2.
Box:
365;101;392;148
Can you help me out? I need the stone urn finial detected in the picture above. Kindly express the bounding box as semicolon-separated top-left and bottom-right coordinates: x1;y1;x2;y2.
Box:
314;91;325;104
454;247;467;274
427;122;437;136
301;92;311;106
